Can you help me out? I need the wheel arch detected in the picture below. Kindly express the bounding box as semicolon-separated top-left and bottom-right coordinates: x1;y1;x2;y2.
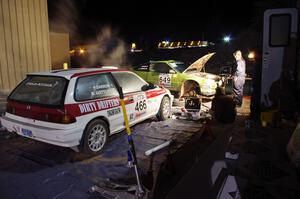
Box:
180;79;201;97
81;116;110;144
163;93;171;100
87;115;109;130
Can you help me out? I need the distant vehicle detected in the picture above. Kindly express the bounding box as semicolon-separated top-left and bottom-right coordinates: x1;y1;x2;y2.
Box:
0;67;173;154
133;52;223;97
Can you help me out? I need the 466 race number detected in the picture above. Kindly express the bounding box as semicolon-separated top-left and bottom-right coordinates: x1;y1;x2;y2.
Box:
135;99;147;111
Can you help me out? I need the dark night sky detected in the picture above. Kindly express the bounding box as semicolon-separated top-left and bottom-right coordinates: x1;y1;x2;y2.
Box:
47;0;298;46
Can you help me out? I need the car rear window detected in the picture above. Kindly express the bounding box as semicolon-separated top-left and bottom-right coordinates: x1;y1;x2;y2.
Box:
9;76;67;106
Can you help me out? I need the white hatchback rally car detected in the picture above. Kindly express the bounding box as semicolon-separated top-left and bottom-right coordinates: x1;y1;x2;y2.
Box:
1;67;173;154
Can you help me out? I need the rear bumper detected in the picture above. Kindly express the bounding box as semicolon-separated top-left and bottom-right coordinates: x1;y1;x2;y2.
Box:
0;114;83;148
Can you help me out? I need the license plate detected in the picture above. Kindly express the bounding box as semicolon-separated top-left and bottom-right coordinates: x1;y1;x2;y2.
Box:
21;128;33;137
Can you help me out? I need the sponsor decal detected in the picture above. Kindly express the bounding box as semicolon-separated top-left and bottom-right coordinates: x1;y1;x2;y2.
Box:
79;102;97;113
25;81;59;87
96;98;119;109
91;84;115;97
135;111;146;118
129;113;135;121
91;90;108;97
124;96;134;104
92;84;114;90
107;107;121;117
138;65;148;71
78;98;120;114
134;94;145;101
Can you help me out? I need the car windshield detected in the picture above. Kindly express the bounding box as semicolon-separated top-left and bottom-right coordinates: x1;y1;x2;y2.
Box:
9;76;67;106
169;62;188;73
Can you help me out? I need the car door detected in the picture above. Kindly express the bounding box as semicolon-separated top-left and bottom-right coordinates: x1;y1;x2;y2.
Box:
148;63;173;89
73;73;124;134
167;62;185;90
112;72;151;125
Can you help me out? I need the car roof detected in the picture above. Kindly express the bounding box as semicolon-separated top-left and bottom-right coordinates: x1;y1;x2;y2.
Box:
27;66;126;80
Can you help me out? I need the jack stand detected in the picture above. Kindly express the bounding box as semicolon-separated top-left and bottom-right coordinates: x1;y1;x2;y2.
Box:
127;148;145;198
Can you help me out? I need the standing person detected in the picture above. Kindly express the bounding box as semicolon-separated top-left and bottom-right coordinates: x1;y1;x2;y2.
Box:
232;50;246;107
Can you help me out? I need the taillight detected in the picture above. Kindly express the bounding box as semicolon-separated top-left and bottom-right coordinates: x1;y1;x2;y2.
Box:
61;114;76;124
5;101;76;124
43;112;76;124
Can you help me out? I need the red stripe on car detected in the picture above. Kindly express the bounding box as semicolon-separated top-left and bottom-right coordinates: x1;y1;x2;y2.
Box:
7;89;166;119
146;88;166;99
65;97;121;117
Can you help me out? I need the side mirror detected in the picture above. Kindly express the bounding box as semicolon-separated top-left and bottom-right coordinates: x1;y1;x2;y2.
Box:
141;83;156;91
148;82;155;89
169;69;176;74
141;84;148;91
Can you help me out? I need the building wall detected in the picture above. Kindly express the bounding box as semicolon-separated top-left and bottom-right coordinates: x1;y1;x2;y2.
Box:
50;32;70;70
0;0;51;93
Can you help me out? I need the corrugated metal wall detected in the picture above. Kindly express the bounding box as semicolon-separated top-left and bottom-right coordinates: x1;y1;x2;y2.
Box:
50;32;70;70
0;0;51;93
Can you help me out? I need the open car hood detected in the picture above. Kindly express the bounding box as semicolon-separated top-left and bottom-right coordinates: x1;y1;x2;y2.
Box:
183;52;215;73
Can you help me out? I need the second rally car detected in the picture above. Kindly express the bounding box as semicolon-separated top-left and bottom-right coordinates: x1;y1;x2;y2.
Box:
133;52;223;97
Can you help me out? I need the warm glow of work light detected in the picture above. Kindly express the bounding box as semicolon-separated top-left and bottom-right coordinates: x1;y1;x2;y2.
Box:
131;43;136;49
248;52;255;59
63;62;68;69
79;48;85;54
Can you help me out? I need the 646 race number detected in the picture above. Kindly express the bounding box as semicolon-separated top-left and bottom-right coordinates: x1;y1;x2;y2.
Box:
135;99;147;111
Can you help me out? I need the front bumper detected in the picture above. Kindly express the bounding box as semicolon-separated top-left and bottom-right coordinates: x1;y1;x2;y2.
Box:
201;84;216;96
0;114;84;148
201;91;216;96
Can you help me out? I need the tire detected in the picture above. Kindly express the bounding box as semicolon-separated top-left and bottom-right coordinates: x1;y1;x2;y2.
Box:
81;119;108;154
157;96;171;121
